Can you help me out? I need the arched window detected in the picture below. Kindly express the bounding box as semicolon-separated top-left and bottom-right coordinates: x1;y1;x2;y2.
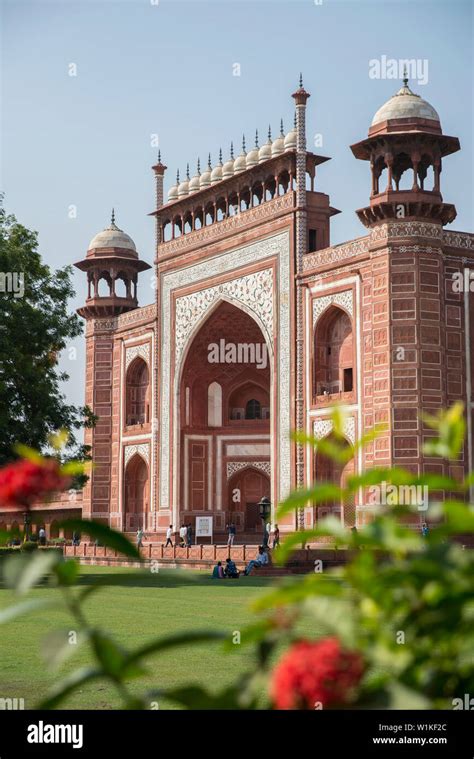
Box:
208;382;222;427
245;398;261;420
126;358;150;426
314;307;354;398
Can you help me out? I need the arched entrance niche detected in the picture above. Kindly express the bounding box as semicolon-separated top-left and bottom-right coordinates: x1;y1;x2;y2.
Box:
124;454;149;531
178;299;271;529
228;466;270;532
314;305;354;398
314;434;355;526
126;358;150;426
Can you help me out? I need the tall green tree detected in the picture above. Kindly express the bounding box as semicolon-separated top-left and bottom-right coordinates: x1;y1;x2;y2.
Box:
0;199;94;468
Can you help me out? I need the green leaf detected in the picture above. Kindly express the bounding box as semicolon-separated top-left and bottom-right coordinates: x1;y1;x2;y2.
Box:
3;550;61;594
54;558;79;586
90;631;136;679
442;500;474;533
59;519;140;559
38;666;103;709
275;518;350;564
422;402;465;459
277;484;343;518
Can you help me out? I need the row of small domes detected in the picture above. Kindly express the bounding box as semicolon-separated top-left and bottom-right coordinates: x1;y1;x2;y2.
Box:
168;121;297;202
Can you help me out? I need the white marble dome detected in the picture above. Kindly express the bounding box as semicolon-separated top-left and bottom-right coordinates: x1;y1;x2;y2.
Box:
371;82;440;127
284;127;297;151
189;163;201;194
271;123;285;157
178;175;190;197
88;219;136;252
200;158;212;188
246;146;259;168
211;152;223;184
259;128;273;163
222;154;235;179
168;172;179;201
233;155;246;173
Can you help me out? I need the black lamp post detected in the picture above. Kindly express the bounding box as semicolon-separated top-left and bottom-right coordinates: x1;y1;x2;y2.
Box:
258;496;271;546
23;511;31;543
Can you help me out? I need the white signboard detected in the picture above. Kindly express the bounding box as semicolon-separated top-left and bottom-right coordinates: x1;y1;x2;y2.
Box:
195;516;213;542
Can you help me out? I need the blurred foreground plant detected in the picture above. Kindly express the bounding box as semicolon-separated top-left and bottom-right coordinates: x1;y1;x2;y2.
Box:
0;404;473;709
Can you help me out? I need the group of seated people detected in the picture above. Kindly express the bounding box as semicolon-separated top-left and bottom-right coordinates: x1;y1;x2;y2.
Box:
212;546;270;579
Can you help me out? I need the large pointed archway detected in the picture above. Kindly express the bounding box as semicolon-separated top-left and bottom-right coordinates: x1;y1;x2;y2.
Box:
177;300;272;536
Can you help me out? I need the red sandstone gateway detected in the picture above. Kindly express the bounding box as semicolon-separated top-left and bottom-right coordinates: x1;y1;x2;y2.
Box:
4;75;472;544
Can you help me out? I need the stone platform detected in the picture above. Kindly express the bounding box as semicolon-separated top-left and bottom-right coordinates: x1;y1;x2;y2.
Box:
63;543;352;574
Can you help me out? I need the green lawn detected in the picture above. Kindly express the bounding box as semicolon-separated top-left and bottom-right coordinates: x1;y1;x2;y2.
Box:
0;565;319;709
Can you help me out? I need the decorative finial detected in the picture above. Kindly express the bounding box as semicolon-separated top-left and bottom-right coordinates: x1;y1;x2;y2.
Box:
219;147;223;164
230;142;234;159
255;129;259;148
267;124;272;141
208;153;212;170
280;118;284;136
242;134;246;153
299;72;303;88
294;112;297;128
158;149;161;163
111;207;115;225
186;163;190;180
176;169;180;184
197;157;201;174
403;65;408;86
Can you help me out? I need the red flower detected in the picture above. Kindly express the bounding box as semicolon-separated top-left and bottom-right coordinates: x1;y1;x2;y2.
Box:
0;458;69;508
270;637;364;710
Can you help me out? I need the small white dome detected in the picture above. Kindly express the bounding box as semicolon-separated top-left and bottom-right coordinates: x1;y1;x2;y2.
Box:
211;151;224;184
222;151;235;178
284;128;297;151
246;132;260;168
371;82;440;127
233;154;246;173
188;175;200;194
188;161;201;194
271;121;285;157
199;156;212;188
168;184;178;202
234;137;247;174
88;215;136;252
259;128;273;163
178;179;189;197
245;148;259;168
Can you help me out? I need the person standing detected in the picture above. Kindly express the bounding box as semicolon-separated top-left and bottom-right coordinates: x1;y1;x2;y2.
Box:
227;522;236;547
421;522;429;538
38;527;46;547
165;524;173;547
179;524;187;547
136;528;144;549
273;524;280;549
187;523;193;547
72;530;80;547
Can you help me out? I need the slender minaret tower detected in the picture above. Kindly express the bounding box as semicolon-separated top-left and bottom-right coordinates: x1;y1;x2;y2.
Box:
292;74;310;522
151;151;167;247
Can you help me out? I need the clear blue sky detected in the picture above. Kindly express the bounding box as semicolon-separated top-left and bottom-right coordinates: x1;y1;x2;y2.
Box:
2;0;473;410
